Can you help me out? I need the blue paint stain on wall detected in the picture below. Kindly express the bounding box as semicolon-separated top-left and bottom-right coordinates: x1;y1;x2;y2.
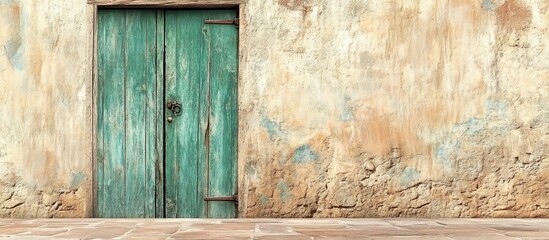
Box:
340;96;354;122
453;118;484;136
276;181;291;202
4;40;24;70
434;140;460;172
434;98;511;175
2;0;25;70
245;162;257;175
261;116;286;141
450;99;510;137
70;172;86;189
485;99;511;134
485;99;509;119
259;195;271;206
293;144;320;164
400;167;419;186
482;0;496;11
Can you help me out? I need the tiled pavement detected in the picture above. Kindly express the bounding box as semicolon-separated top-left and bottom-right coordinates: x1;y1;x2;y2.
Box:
0;218;548;239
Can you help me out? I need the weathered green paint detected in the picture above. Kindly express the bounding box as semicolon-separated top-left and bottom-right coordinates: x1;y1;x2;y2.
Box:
165;9;237;218
206;10;238;218
97;9;237;218
126;9;158;218
154;10;166;218
98;9;127;218
97;9;158;218
164;10;207;218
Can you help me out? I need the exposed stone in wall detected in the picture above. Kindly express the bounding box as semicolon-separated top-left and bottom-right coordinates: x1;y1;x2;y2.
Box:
0;163;88;217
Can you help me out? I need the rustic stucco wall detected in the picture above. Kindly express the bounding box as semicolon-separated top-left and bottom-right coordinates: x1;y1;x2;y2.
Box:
1;0;548;218
239;0;549;217
0;0;93;217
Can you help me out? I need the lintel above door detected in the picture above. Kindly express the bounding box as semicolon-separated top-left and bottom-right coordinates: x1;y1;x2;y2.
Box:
88;0;246;7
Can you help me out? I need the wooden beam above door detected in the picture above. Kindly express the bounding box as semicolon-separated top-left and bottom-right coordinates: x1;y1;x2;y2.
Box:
88;0;246;7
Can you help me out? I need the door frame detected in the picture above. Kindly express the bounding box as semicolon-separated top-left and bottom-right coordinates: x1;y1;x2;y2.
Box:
89;0;246;217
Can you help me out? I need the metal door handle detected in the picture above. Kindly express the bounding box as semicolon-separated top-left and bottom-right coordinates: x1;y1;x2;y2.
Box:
167;101;182;116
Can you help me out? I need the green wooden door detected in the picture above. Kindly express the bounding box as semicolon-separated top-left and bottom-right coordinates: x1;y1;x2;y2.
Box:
97;9;238;218
164;9;238;218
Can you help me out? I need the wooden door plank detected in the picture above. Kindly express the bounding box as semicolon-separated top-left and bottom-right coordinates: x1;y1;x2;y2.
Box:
154;9;165;218
164;10;208;218
124;9;145;218
206;9;238;218
124;9;157;218
196;11;211;219
96;9;106;219
97;9;158;218
164;10;178;218
97;9;127;218
144;10;158;218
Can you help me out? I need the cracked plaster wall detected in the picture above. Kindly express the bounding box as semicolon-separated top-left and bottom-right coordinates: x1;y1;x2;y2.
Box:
1;0;548;217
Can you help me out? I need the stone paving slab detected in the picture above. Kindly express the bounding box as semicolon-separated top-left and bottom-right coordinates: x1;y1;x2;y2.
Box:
0;219;548;239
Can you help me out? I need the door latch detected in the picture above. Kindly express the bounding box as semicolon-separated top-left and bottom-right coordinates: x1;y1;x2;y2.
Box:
205;18;240;28
167;101;182;116
204;195;238;205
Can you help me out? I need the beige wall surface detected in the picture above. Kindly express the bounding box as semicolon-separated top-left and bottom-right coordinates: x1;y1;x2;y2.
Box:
1;0;548;217
0;0;93;217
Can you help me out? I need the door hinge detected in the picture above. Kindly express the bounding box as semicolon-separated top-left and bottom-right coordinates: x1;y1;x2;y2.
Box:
204;195;239;205
205;18;239;28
